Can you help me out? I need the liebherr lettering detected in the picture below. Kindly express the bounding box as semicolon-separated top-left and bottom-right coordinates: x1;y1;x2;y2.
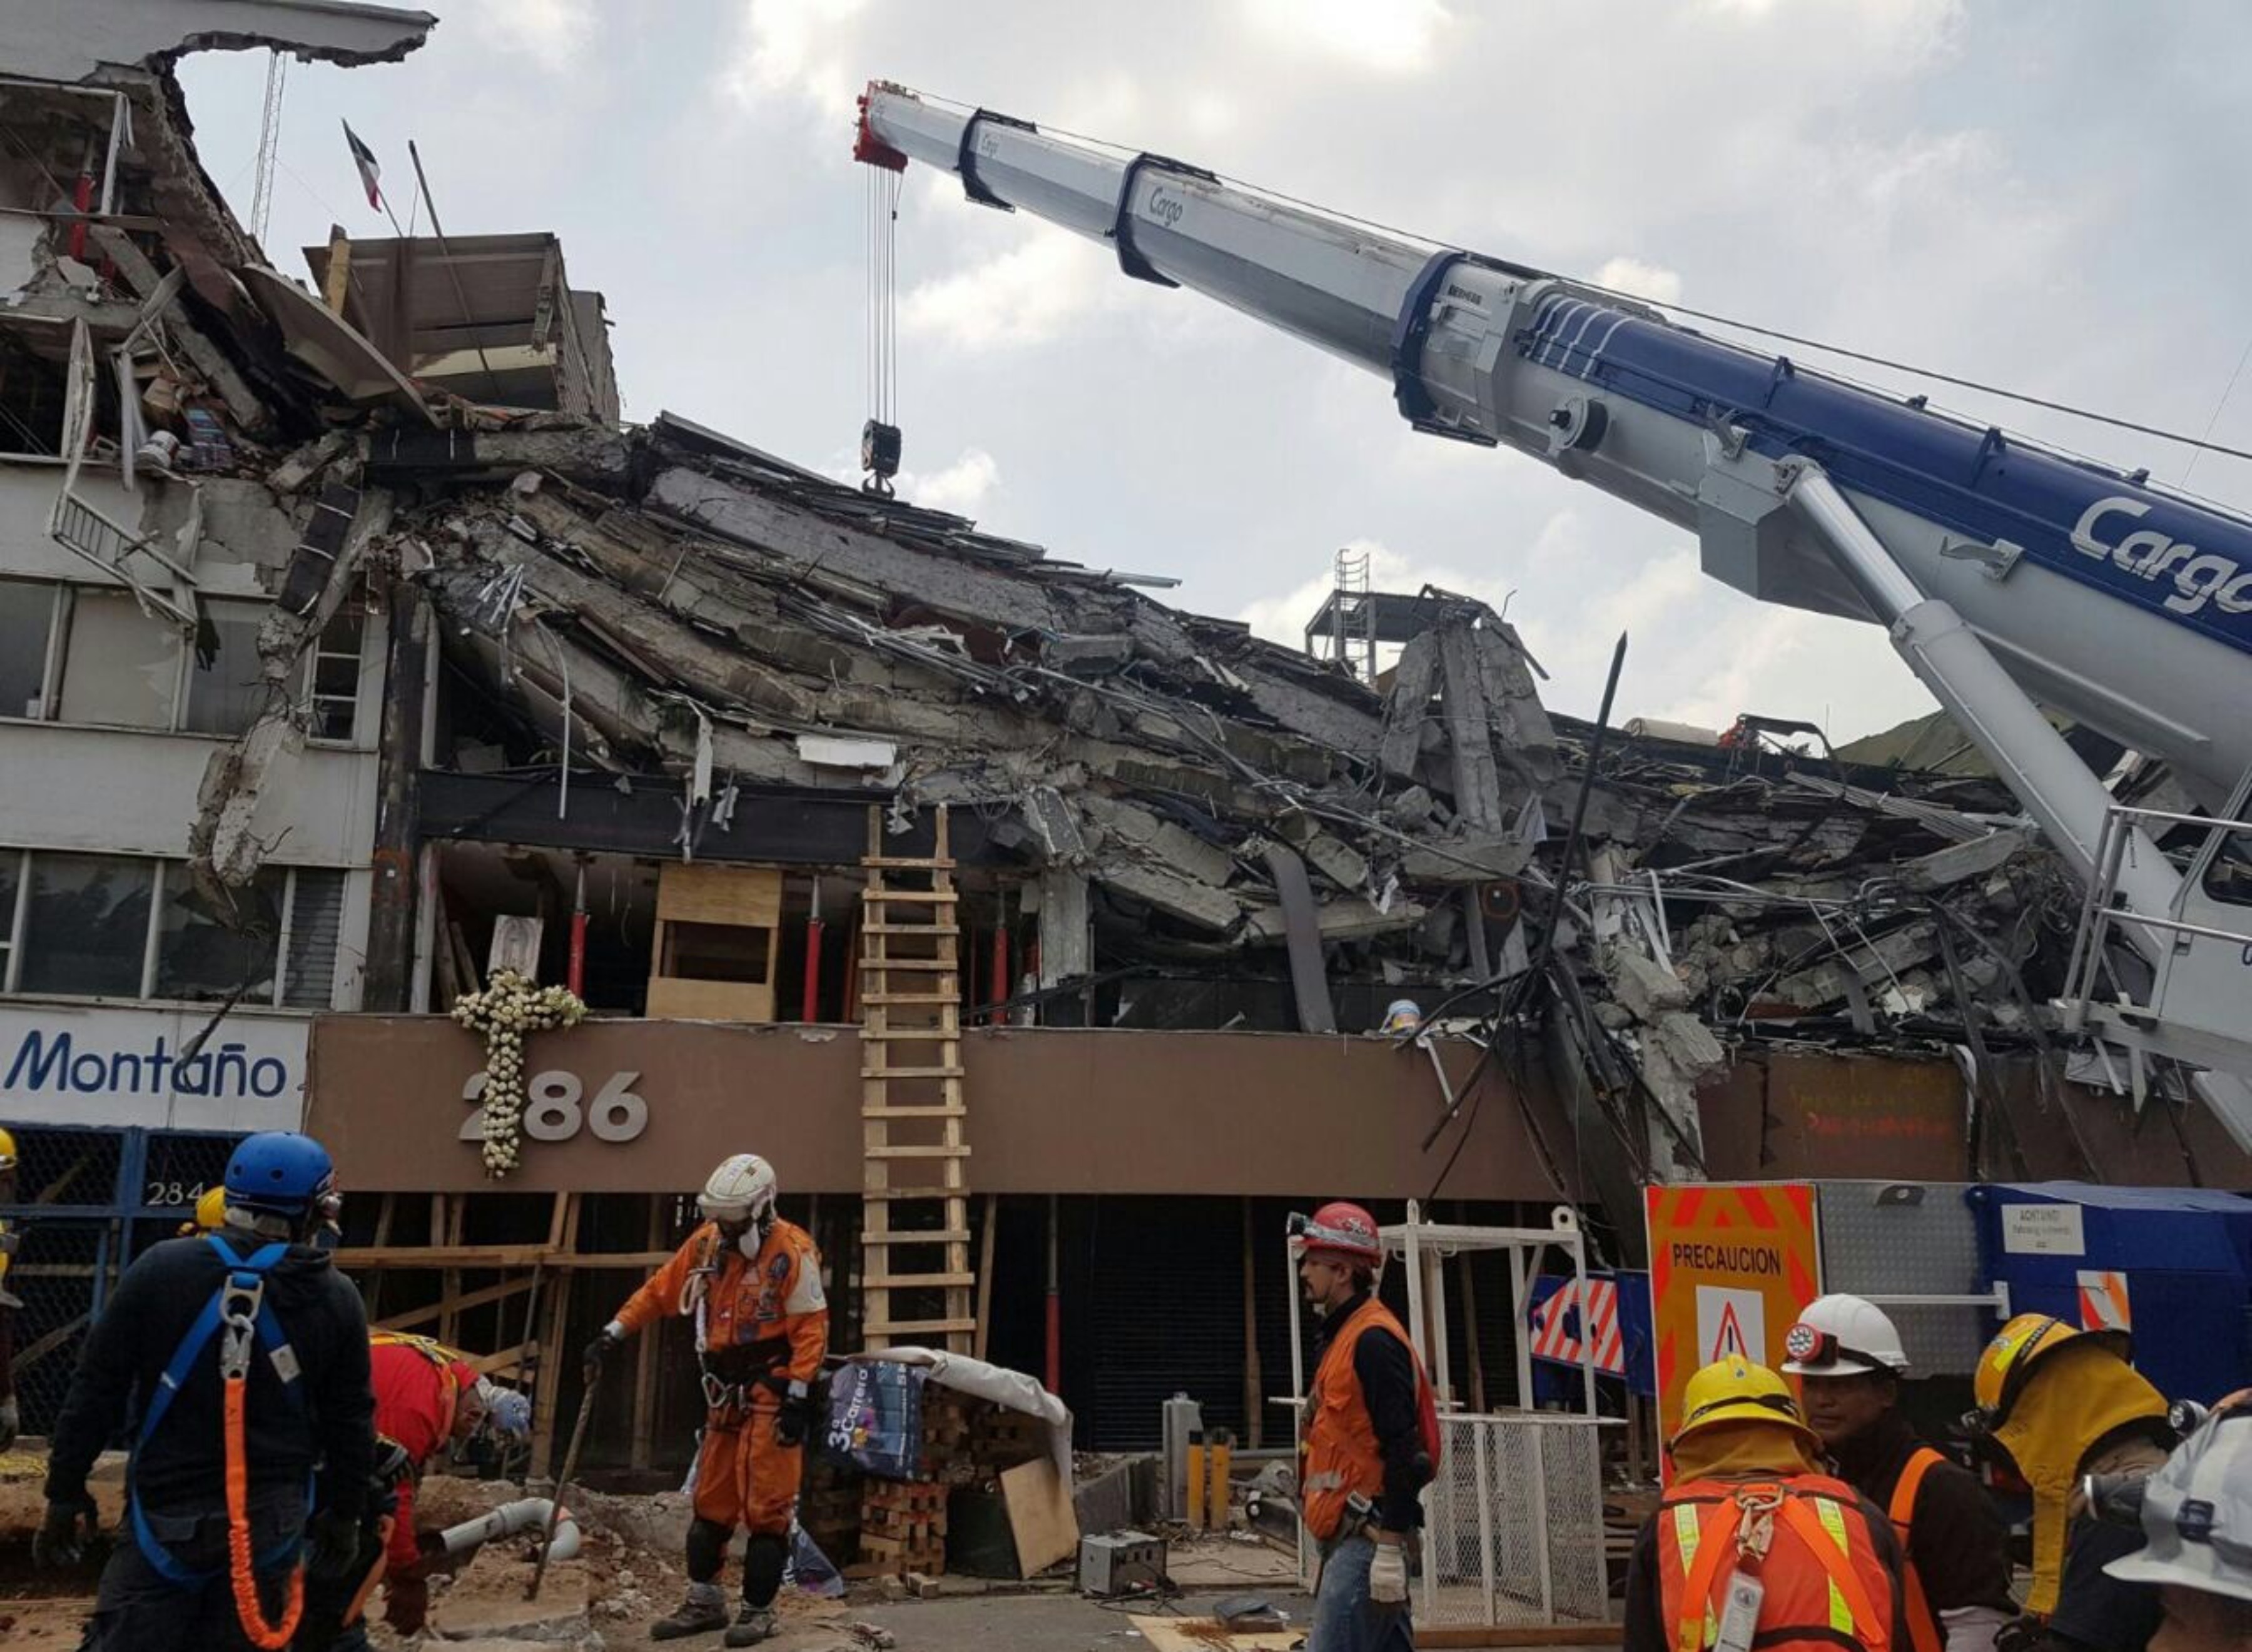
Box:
2071;495;2252;617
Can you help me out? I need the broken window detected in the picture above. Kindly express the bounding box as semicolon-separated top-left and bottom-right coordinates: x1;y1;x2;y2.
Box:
0;332;68;457
15;852;156;997
283;868;347;1009
181;600;270;735
57;587;178;729
303;599;368;742
0;853;346;1005
155;863;285;1001
0;579;57;719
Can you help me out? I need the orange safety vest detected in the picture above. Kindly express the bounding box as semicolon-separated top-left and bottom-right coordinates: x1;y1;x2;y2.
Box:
1888;1447;1944;1652
1299;1296;1441;1542
1658;1475;1897;1652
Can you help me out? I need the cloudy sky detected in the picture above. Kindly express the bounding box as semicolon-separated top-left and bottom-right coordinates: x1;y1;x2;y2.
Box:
178;1;2252;738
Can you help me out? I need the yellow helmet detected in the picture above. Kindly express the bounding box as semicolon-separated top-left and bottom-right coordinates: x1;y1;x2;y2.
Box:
193;1186;229;1232
1973;1312;2128;1431
1673;1353;1823;1454
0;1125;16;1172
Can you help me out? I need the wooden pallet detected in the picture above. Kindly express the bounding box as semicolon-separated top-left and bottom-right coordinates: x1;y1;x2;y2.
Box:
860;805;975;1354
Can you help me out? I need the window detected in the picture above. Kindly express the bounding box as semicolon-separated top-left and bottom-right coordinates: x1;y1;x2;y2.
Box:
304;602;368;742
155;863;283;1001
0;580;56;719
17;852;155;996
181;602;271;736
57;588;177;729
1;851;348;1006
283;868;346;1009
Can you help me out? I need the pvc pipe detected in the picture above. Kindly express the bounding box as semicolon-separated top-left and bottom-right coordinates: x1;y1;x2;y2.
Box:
439;1496;581;1563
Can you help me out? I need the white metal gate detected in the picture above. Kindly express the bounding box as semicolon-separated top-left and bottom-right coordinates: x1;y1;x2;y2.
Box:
1419;1412;1610;1626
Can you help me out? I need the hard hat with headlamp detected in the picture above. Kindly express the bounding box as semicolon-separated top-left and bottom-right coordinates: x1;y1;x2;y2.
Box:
1781;1294;1910;1377
1288;1201;1384;1270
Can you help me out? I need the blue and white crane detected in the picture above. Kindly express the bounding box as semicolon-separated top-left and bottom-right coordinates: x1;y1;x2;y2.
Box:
855;83;2252;1147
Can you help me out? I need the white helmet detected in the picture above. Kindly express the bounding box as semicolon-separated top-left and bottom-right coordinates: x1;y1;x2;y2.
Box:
699;1153;778;1225
1781;1293;1910;1376
2104;1407;2252;1603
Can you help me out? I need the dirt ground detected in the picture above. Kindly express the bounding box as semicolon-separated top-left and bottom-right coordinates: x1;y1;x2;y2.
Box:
3;1454;1317;1652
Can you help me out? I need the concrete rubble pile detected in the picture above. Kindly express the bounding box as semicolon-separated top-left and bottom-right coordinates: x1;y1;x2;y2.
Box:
0;0;2106;1138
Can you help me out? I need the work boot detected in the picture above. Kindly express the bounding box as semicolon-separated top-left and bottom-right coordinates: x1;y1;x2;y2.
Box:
651;1583;731;1640
724;1604;779;1647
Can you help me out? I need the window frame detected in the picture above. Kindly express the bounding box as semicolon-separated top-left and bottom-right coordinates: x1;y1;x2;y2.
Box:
300;592;372;747
0;576;65;722
0;848;343;1009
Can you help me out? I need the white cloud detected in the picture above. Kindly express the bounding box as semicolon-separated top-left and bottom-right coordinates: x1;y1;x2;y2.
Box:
1240;0;1453;74
898;448;1001;515
462;0;594;73
900;226;1115;350
1593;256;1683;306
720;0;870;116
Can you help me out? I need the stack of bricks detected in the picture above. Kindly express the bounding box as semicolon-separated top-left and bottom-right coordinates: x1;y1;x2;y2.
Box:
860;1479;948;1576
968;1404;1043;1474
921;1387;978;1485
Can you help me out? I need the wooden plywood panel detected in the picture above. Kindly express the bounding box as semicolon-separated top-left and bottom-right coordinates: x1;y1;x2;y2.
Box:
657;863;783;927
647;976;775;1023
998;1457;1078;1580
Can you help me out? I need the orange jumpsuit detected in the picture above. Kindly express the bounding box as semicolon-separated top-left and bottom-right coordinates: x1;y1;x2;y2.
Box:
614;1219;828;1536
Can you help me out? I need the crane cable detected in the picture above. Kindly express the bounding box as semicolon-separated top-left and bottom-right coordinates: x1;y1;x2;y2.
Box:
864;160;901;493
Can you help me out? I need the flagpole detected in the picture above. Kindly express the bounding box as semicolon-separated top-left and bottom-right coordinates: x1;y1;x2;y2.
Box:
406;138;505;405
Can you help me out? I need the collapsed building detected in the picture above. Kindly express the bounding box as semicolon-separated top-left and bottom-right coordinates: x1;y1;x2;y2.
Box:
2;0;2248;1490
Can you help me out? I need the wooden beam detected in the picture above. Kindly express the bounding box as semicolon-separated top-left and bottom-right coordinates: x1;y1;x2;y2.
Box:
374;1275;535;1334
972;1191;998;1362
631;1193;665;1472
321;225;352;315
335;1245;674;1269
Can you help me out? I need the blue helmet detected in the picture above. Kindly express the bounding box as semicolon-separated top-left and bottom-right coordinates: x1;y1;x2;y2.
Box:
224;1131;337;1219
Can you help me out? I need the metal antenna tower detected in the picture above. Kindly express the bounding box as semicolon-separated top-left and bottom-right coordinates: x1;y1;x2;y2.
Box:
250;49;288;245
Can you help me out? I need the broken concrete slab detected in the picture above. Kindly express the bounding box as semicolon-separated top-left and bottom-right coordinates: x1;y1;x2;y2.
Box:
1080;793;1235;888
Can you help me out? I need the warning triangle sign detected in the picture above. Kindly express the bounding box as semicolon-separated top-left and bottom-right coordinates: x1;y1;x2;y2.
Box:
1713;1300;1750;1358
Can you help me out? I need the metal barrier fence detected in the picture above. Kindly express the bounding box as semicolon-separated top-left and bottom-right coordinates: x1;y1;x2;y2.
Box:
1;1123;244;1436
1420;1412;1612;1628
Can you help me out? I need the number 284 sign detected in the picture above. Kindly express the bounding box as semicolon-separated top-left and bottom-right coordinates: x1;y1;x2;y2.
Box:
459;1069;649;1145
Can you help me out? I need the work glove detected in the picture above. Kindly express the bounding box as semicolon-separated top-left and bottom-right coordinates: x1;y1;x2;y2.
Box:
774;1381;814;1449
33;1491;99;1567
1367;1536;1409;1606
0;1394;17;1451
385;1571;432;1635
582;1324;622;1382
307;1506;363;1580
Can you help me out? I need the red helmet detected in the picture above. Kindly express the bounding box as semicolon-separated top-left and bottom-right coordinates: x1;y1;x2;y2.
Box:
1292;1201;1383;1268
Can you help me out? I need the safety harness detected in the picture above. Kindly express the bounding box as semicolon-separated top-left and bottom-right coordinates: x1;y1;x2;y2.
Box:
1668;1481;1889;1652
131;1233;308;1649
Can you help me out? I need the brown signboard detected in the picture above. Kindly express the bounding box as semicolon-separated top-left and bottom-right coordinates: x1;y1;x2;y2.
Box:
307;1016;1584;1199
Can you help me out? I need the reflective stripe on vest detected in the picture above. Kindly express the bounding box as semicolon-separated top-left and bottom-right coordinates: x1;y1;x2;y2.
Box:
1658;1477;1895;1652
1887;1447;1945;1652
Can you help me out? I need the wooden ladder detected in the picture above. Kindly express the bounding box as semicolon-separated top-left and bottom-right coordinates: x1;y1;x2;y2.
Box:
858;804;975;1353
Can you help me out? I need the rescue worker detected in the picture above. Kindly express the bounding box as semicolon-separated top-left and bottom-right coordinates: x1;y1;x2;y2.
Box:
0;1125;20;1451
2099;1404;2252;1652
1968;1314;2173;1652
1625;1355;1908;1652
33;1130;376;1652
585;1153;827;1645
1291;1201;1439;1652
1783;1295;2015;1652
299;1332;535;1649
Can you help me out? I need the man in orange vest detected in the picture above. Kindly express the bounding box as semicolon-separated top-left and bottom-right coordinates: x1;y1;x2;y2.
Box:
586;1153;827;1646
1292;1202;1439;1652
1783;1295;2014;1652
1626;1354;1908;1652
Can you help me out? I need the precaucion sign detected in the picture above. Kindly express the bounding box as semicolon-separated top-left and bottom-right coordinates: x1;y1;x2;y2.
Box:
1645;1183;1823;1451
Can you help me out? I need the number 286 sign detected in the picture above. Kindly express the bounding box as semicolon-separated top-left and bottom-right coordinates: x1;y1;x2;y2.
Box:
459;1069;650;1146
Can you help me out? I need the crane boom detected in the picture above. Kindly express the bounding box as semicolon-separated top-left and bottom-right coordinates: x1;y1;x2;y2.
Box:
857;84;2252;1145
